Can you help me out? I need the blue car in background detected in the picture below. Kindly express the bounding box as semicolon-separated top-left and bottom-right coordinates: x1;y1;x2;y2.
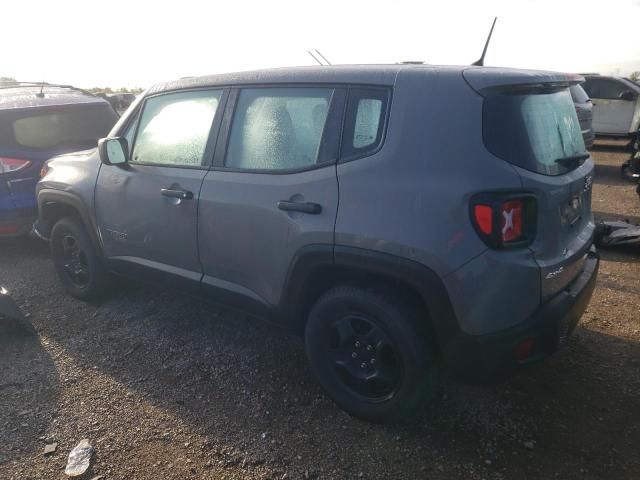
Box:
0;83;118;236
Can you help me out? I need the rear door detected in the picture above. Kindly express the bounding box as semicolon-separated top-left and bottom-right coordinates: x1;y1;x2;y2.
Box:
198;86;343;308
95;89;226;288
583;77;638;134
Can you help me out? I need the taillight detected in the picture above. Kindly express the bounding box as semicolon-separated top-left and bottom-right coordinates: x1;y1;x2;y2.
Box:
471;193;536;249
473;205;493;235
0;157;32;175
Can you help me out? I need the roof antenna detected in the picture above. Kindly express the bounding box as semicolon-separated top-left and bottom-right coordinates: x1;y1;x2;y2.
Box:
315;49;332;65
307;50;324;66
36;80;45;98
472;17;497;66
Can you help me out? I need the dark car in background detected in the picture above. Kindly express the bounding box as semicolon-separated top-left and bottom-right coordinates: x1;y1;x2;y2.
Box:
105;93;137;113
570;84;595;148
0;83;118;236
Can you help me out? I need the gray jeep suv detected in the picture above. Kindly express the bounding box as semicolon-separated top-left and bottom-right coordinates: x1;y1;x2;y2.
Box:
35;65;599;421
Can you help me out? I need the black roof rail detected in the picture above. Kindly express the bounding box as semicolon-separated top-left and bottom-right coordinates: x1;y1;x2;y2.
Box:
0;81;98;98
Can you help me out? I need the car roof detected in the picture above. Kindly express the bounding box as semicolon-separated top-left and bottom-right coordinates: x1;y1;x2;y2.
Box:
581;74;640;91
146;64;582;96
0;85;111;111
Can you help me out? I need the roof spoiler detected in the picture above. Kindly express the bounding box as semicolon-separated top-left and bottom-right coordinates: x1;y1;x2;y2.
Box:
463;69;585;95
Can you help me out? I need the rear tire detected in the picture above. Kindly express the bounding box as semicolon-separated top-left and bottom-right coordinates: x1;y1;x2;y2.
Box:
305;286;437;422
50;217;111;302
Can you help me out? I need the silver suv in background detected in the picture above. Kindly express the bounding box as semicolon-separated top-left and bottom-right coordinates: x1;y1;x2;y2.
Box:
582;74;640;142
35;65;599;421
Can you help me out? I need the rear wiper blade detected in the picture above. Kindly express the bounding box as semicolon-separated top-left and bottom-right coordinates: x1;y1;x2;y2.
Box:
555;153;590;168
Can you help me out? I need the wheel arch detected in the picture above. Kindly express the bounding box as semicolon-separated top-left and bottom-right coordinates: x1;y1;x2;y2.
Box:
279;245;459;357
37;189;102;252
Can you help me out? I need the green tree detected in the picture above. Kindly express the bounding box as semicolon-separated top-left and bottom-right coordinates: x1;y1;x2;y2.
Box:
0;76;17;85
630;71;640;82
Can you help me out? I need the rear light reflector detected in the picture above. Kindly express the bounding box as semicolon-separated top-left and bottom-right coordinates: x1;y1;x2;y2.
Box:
470;193;536;249
0;225;20;234
0;157;32;175
515;338;536;362
501;200;523;242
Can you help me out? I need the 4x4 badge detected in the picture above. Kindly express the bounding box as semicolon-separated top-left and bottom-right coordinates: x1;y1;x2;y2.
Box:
584;174;593;192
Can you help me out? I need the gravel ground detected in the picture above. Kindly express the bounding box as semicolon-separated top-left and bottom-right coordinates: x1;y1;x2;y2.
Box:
1;147;639;480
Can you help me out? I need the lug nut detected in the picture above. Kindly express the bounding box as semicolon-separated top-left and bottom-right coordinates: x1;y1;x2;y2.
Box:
366;345;373;352
360;362;367;369
355;341;361;348
370;358;376;365
351;352;357;358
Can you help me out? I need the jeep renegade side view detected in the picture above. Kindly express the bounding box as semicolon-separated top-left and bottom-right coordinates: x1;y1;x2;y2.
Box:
35;65;599;421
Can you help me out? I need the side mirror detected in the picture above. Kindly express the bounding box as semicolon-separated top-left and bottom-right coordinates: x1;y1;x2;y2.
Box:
98;137;129;166
619;90;638;101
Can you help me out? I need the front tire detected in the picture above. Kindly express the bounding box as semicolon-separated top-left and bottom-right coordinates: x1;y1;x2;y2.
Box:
305;286;436;422
50;217;111;302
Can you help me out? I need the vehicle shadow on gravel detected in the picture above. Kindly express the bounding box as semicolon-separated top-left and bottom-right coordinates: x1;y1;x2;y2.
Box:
35;280;640;479
0;335;60;467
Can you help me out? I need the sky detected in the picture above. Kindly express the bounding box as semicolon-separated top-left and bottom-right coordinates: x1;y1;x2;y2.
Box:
3;0;640;89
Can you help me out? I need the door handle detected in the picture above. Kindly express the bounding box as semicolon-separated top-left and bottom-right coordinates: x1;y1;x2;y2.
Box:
161;188;193;200
277;200;322;214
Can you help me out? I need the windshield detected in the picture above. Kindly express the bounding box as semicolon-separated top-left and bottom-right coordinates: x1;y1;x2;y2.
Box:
483;89;586;176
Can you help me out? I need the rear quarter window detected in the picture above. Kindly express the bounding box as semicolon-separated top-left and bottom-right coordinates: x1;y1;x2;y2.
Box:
483;89;586;176
341;88;390;160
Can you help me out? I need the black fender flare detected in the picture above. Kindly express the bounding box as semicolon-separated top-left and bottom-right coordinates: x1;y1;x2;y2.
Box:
36;189;102;252
279;245;460;352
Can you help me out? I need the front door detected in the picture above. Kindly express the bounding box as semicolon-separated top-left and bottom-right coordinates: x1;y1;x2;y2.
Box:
198;87;343;308
95;89;225;287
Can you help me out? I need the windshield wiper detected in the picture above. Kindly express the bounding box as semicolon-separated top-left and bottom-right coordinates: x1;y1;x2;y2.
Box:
555;153;589;168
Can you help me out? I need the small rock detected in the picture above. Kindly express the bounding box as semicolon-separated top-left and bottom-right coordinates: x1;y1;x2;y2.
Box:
44;443;58;455
484;459;492;465
523;440;536;450
65;439;93;476
89;476;104;480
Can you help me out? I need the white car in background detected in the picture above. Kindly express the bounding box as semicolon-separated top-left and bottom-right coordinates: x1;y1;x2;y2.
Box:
582;74;640;143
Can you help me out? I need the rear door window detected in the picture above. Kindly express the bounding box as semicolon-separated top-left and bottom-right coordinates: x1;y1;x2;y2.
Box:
225;87;333;171
483;88;586;176
582;78;628;100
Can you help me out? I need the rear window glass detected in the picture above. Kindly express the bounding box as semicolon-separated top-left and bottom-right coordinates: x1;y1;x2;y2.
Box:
570;85;590;103
483;89;586;176
0;104;118;150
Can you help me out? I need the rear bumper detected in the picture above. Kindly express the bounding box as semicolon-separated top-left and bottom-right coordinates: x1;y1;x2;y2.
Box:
0;208;37;237
445;246;599;383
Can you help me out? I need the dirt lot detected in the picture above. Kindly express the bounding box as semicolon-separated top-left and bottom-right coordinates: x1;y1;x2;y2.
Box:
1;147;638;480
